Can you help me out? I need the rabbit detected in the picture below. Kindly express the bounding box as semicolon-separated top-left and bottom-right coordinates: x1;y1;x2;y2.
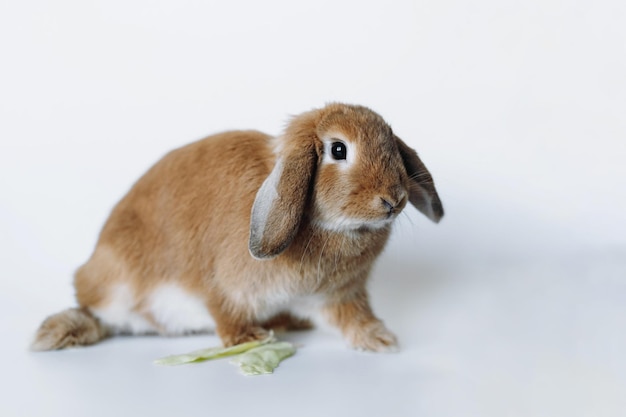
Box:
31;103;444;353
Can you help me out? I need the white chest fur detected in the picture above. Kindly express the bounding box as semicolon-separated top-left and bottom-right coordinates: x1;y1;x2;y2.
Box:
231;285;326;323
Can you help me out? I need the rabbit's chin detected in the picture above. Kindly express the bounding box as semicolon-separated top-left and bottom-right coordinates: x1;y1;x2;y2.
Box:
312;214;396;234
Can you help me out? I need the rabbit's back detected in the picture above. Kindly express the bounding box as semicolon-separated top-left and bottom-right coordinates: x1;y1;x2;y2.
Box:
73;130;275;334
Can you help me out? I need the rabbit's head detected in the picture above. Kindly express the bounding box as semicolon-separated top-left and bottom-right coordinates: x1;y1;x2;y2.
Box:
250;103;443;259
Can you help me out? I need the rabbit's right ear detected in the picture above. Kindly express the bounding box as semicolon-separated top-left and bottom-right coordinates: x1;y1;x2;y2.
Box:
249;119;320;260
395;135;444;223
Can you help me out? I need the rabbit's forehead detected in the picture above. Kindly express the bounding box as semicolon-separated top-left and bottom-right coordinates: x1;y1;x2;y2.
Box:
318;120;392;147
318;108;391;139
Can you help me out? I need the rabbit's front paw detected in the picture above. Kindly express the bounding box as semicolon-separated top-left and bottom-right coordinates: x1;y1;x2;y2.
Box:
348;321;398;352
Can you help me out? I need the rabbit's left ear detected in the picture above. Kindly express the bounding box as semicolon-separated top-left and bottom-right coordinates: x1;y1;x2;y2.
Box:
249;134;319;260
395;136;444;223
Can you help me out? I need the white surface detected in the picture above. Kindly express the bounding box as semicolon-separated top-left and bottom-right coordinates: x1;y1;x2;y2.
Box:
1;1;625;416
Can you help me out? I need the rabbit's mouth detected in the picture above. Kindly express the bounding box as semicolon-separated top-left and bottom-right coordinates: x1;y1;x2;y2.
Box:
368;212;400;228
311;191;407;233
312;212;397;233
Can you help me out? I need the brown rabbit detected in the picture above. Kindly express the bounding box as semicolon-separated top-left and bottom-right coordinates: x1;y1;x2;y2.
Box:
32;103;443;352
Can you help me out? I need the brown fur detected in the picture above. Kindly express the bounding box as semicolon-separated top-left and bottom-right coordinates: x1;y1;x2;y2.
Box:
31;308;108;351
32;103;443;352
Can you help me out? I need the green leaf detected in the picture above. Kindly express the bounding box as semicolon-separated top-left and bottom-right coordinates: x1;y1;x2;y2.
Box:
154;333;275;366
230;342;296;376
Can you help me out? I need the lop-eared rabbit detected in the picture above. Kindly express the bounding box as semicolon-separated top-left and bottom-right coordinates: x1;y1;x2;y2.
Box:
32;103;443;352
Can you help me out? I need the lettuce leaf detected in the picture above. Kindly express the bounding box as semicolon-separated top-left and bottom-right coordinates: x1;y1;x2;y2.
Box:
154;333;275;366
230;342;296;376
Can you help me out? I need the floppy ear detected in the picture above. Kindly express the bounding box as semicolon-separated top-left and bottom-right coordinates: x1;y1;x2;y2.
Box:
395;136;444;223
249;133;319;259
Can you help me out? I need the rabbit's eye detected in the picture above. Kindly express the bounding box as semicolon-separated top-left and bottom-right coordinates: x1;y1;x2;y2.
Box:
331;141;347;160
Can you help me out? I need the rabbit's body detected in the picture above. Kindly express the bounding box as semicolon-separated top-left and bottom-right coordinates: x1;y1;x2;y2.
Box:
32;103;443;352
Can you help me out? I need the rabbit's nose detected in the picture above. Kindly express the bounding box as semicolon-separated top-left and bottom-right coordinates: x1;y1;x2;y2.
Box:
380;195;404;216
380;189;408;215
381;199;395;218
381;198;395;212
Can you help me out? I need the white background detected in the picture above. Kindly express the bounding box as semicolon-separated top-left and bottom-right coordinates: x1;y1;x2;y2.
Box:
1;1;625;416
